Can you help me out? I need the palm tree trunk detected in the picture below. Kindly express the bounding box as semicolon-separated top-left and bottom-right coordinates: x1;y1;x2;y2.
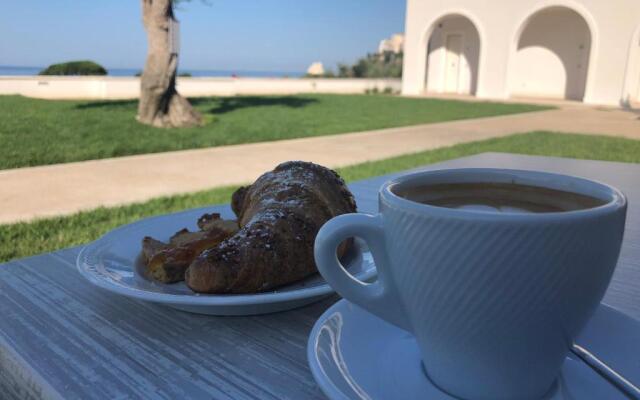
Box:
138;0;202;128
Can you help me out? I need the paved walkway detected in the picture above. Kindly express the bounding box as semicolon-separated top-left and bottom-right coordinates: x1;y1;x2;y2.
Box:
1;104;639;224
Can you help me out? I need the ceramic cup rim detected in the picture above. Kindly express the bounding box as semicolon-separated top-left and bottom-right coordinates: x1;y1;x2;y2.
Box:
380;168;626;221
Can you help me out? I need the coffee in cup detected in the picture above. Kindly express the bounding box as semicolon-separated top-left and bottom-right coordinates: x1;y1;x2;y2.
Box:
395;181;605;213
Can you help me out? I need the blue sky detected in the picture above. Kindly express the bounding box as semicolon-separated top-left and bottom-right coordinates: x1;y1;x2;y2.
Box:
0;0;405;73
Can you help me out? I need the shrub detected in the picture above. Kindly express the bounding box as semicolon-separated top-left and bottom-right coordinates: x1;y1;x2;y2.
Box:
365;87;380;95
337;51;403;78
304;70;336;78
39;60;107;76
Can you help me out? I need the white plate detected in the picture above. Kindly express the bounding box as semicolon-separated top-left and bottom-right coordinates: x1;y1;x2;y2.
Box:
76;205;375;315
308;300;629;400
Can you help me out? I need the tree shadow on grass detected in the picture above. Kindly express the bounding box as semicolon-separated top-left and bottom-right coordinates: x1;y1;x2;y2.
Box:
75;99;138;110
195;96;318;115
74;96;318;114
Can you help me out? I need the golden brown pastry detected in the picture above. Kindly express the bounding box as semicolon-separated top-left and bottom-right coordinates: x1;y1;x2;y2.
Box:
141;213;238;283
141;237;169;264
185;161;357;294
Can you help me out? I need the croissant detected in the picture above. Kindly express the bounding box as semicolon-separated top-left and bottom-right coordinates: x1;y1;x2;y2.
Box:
185;161;357;293
141;214;239;283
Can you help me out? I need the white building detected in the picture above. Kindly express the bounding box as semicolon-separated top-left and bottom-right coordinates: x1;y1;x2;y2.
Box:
378;34;405;54
401;0;640;106
306;62;325;76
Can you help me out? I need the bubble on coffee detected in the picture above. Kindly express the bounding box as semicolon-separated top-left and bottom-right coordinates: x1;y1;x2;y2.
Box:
394;182;605;213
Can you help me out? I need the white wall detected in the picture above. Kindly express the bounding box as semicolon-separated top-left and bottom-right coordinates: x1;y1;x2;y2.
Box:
402;0;640;106
0;77;402;100
509;7;591;100
425;15;480;95
624;25;640;105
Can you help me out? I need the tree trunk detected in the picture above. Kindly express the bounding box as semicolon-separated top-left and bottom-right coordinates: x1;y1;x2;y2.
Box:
138;0;202;128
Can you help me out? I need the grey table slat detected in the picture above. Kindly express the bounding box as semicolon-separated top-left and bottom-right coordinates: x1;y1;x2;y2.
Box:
0;153;639;399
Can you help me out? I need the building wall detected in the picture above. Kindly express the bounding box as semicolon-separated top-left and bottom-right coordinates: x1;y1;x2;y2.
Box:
379;34;405;54
402;0;640;106
0;77;402;100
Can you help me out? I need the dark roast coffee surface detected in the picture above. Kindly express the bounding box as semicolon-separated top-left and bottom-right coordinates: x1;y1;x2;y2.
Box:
394;182;605;213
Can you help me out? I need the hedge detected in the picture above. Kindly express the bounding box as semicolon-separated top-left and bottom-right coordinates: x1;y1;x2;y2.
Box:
39;60;107;76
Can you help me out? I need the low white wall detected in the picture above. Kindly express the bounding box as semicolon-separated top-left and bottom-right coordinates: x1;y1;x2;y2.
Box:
0;76;402;100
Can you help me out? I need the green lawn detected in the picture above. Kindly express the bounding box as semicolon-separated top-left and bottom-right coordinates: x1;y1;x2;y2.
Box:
0;94;548;170
1;131;639;264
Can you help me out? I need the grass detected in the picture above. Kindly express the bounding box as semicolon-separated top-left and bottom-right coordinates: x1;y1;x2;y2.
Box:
0;94;549;170
1;131;639;264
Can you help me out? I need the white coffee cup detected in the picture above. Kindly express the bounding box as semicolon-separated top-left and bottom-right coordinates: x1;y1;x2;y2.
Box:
315;168;626;400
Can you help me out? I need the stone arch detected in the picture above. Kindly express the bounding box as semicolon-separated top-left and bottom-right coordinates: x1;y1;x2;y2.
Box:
422;13;482;95
509;5;593;101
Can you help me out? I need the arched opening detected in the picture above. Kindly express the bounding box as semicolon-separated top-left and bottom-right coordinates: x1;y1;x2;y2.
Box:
509;6;592;101
424;15;481;95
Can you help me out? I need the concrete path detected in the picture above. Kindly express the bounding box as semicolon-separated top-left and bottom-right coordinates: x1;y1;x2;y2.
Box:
1;105;639;224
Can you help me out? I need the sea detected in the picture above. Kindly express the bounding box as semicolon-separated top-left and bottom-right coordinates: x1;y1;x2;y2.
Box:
0;65;304;78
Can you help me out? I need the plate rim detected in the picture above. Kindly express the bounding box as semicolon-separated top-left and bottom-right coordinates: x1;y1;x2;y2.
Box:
76;206;375;307
307;299;358;400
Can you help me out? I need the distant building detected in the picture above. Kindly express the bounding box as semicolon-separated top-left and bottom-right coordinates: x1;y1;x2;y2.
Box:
401;0;640;106
306;62;325;76
378;34;404;54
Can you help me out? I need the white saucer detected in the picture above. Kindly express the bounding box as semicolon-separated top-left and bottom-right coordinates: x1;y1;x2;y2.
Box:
308;300;628;400
76;205;375;316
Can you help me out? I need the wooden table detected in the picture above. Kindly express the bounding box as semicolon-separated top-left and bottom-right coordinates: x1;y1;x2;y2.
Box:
1;153;639;399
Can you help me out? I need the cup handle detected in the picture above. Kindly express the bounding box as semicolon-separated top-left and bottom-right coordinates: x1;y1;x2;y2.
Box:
315;213;411;332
